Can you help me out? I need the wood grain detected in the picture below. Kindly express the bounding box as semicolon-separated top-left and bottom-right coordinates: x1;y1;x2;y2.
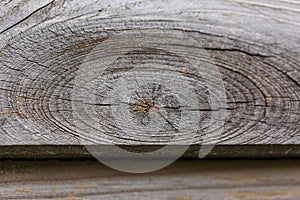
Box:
0;0;299;156
0;160;300;199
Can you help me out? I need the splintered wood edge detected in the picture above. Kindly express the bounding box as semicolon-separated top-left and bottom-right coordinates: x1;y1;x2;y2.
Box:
0;145;299;159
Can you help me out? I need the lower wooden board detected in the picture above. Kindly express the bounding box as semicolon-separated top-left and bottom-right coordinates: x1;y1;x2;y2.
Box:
0;160;300;199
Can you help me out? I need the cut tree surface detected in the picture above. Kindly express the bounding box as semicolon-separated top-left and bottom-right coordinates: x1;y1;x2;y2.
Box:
0;0;299;158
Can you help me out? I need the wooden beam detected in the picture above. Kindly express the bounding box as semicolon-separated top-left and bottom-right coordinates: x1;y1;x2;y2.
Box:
0;0;299;157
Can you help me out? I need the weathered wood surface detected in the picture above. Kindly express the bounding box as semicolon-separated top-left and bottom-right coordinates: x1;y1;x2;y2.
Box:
0;0;299;155
0;160;299;199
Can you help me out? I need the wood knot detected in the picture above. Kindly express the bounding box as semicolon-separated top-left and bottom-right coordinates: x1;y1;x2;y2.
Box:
133;99;156;113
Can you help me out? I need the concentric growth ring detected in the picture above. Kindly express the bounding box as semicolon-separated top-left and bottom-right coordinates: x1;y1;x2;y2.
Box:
1;16;298;170
72;30;227;173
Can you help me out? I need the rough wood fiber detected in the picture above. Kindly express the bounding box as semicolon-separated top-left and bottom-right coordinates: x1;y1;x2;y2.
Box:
0;160;300;199
0;0;299;155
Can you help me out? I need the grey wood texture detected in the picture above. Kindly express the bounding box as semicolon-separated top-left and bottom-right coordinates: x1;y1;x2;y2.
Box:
0;160;300;199
0;0;299;151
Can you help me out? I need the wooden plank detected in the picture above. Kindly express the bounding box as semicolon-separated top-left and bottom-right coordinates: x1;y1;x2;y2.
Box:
0;160;300;199
0;0;299;156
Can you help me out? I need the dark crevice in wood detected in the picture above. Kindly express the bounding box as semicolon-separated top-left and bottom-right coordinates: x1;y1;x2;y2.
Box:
0;145;299;160
0;0;55;34
203;47;273;58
